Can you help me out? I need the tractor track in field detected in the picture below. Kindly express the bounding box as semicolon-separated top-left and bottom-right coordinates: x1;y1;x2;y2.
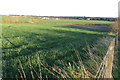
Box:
1;20;111;31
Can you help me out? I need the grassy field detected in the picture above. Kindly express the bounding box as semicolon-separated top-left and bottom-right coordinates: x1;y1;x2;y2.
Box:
1;16;115;78
2;16;114;25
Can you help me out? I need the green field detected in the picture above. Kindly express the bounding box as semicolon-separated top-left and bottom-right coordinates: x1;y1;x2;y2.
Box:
2;16;115;78
2;16;114;25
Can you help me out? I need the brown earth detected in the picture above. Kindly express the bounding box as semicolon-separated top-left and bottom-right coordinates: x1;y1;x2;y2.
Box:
74;25;111;31
0;19;111;32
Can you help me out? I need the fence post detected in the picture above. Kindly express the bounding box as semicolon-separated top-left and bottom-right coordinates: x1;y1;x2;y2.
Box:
95;38;116;78
118;2;120;41
103;39;115;78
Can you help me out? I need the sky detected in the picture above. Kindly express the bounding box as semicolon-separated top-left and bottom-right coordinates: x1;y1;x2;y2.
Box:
0;0;120;17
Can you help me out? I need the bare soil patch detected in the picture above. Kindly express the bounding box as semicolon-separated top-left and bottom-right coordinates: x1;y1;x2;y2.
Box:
74;25;111;31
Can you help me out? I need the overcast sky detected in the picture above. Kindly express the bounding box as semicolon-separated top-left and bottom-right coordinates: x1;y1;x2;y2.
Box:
0;0;120;17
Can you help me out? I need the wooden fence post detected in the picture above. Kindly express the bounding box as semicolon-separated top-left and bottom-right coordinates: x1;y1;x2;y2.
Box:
103;39;115;78
95;38;116;78
118;2;120;41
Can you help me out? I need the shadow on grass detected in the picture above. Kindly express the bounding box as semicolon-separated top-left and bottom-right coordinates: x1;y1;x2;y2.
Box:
52;25;111;32
3;25;112;61
3;25;113;78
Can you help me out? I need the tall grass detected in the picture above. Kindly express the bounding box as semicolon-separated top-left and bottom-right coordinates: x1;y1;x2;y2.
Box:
111;21;119;34
15;37;111;79
111;19;120;78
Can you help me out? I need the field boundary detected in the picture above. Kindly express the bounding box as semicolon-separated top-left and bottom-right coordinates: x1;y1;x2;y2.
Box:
0;20;105;26
95;37;116;78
